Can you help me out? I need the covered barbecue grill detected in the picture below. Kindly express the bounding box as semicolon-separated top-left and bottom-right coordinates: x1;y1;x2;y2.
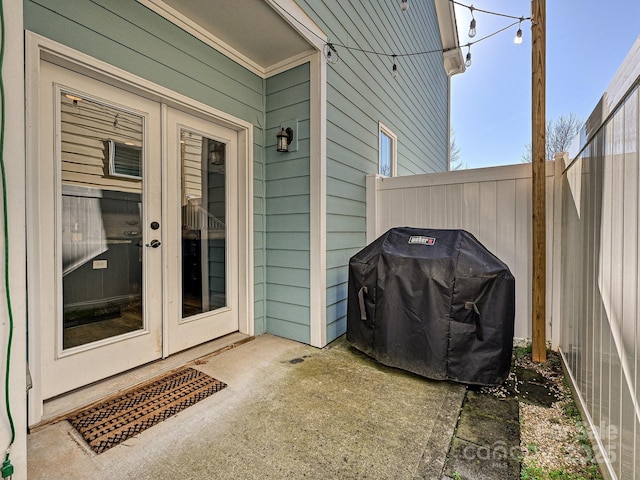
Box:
347;227;515;386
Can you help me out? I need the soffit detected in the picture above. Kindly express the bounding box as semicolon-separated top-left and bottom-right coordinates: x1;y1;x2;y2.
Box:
144;0;315;77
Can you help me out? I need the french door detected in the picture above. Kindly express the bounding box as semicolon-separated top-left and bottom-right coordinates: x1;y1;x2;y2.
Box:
164;108;238;355
36;62;238;400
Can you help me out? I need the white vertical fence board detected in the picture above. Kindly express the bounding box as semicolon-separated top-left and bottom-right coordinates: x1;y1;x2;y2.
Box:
430;185;447;227
402;188;418;228
415;186;430;227
462;181;480;234
477;181;497;254
445;183;463;228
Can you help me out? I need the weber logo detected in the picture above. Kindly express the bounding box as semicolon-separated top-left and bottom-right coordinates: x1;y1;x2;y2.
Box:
408;236;436;245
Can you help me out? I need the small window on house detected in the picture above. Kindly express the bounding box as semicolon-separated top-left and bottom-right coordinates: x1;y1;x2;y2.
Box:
108;140;142;179
379;123;397;177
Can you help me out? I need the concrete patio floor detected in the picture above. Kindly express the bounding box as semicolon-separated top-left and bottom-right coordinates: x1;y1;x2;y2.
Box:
28;334;470;479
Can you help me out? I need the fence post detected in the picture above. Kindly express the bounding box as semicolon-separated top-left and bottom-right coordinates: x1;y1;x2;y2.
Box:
551;153;567;350
531;0;547;362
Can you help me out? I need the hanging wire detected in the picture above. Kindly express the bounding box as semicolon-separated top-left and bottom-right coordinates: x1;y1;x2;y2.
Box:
270;0;529;69
451;0;529;21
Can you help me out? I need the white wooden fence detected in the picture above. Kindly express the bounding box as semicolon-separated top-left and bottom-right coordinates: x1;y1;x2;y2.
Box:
558;38;640;480
366;160;562;344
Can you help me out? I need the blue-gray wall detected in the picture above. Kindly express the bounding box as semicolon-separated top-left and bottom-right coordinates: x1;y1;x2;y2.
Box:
264;64;312;343
24;0;268;334
25;0;452;346
299;0;450;342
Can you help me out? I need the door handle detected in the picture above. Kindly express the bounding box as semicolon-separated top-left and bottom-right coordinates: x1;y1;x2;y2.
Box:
145;239;161;248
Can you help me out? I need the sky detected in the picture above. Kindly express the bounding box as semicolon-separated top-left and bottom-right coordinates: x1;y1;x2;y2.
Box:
450;0;640;169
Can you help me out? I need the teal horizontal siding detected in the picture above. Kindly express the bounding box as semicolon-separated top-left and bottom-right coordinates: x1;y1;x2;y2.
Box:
326;249;351;270
298;0;449;342
267;250;310;270
267;214;311;232
266;233;310;251
265;63;311;340
267;318;311;344
25;0;263;122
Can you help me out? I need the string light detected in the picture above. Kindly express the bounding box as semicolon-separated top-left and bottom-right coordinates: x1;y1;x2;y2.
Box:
323;43;339;64
514;18;524;44
468;7;477;38
270;0;529;72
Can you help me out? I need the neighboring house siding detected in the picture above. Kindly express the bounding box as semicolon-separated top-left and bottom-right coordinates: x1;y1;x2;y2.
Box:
298;0;450;342
264;64;312;343
24;0;267;333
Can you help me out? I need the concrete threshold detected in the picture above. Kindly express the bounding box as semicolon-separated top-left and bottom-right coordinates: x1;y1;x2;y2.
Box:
34;331;252;428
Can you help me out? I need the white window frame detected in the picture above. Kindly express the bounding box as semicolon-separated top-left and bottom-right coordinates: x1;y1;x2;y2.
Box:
378;122;397;177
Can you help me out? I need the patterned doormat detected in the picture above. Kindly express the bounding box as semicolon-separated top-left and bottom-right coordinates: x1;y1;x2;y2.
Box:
68;367;227;454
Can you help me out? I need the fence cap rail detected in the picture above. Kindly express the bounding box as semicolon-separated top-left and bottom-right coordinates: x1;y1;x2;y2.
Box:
369;161;556;190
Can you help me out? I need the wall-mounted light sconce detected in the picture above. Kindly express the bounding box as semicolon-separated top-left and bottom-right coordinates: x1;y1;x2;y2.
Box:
276;127;294;153
208;140;225;165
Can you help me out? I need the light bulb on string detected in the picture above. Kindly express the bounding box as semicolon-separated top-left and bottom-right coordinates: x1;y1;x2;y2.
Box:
514;18;523;44
400;0;408;11
392;55;398;79
468;7;476;38
465;47;472;67
514;28;523;44
323;43;339;64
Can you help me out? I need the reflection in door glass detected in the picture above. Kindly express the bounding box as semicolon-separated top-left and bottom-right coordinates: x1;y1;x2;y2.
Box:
60;92;144;349
180;130;227;318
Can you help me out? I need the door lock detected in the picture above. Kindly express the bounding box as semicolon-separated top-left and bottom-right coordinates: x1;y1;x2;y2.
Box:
145;239;161;248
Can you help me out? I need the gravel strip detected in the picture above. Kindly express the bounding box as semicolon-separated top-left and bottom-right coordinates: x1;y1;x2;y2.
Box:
482;347;604;479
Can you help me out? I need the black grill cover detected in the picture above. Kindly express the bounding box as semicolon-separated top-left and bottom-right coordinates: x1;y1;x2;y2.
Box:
347;227;515;386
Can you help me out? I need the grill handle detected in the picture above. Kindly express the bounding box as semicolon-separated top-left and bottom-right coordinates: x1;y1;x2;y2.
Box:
357;286;369;321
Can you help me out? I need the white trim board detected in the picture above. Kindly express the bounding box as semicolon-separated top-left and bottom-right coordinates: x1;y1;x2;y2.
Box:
309;50;327;348
3;0;27;476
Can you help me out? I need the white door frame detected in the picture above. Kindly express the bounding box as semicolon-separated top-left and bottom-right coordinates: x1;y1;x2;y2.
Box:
26;32;254;425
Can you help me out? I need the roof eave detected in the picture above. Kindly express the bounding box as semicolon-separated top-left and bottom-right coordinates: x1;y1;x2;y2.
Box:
434;0;465;76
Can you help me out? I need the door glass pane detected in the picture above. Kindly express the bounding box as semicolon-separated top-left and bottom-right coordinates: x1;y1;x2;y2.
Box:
60;91;144;349
180;130;227;318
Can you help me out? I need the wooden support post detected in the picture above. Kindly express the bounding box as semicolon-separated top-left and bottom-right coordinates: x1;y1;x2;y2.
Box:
531;0;546;362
